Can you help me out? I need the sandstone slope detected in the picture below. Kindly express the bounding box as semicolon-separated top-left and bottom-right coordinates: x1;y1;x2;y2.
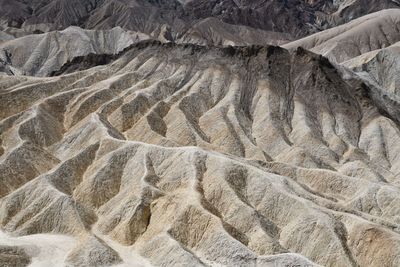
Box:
283;9;400;63
1;0;399;41
176;17;291;46
0;26;149;77
1;41;400;266
342;41;400;97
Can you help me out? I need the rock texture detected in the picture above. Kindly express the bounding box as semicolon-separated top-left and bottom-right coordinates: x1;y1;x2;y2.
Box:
176;17;292;46
1;2;400;266
0;245;31;267
0;31;13;43
342;41;400;97
283;9;400;136
1;40;400;266
283;9;400;63
0;26;149;76
182;0;400;38
65;235;123;267
0;0;399;41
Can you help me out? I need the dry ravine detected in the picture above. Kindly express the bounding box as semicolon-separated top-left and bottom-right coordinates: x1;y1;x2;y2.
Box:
0;39;400;266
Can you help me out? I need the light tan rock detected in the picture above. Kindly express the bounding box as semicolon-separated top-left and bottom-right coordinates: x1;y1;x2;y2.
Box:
0;40;399;267
284;9;400;63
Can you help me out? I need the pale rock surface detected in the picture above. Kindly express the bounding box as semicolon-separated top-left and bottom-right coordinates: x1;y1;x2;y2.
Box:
65;235;122;267
284;9;400;63
176;17;292;46
342;41;400;97
0;40;400;266
0;31;13;43
0;245;30;267
0;26;149;76
0;231;75;267
1;0;398;44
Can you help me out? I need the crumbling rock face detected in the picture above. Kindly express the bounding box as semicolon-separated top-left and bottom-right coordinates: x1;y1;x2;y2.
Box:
1;40;400;266
183;0;400;38
0;26;149;76
0;0;399;42
0;245;31;267
175;17;292;46
65;235;123;267
342;42;400;98
284;9;400;63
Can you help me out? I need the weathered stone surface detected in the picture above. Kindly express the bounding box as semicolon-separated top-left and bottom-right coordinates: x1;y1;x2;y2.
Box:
65;235;122;267
0;0;398;41
0;38;399;266
284;9;400;63
0;26;149;76
0;245;31;267
342;42;400;97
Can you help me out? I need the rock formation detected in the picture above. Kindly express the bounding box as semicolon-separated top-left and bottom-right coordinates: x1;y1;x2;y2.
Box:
342;41;400;97
0;245;31;267
0;39;399;266
1;1;400;266
283;9;400;63
1;0;399;40
0;26;149;76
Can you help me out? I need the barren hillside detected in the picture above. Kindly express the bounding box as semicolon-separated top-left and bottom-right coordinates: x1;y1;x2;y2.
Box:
1;0;399;41
283;9;400;63
1;1;400;266
0;41;400;266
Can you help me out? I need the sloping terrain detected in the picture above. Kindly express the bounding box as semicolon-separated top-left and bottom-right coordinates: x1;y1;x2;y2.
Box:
0;19;290;78
0;26;149;76
1;41;400;266
182;0;400;38
1;2;400;267
4;7;400;79
342;41;400;97
0;30;13;43
283;8;400;124
175;17;291;46
0;0;106;30
0;0;399;41
283;9;400;63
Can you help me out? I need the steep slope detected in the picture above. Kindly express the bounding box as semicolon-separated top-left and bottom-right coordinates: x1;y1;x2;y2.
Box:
183;0;400;38
1;0;399;41
0;0;105;30
0;26;149;76
283;9;400;63
1;41;400;266
342;42;400;97
176;17;292;46
0;30;13;43
84;0;186;34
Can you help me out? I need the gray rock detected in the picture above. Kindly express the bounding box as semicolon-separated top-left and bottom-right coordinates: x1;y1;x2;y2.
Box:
0;245;31;267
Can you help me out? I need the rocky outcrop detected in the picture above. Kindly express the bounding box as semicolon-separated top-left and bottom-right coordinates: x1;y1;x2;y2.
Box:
342;42;400;97
284;9;400;63
0;246;31;267
0;0;399;41
1;41;400;266
0;26;149;76
176;17;292;46
65;235;122;267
